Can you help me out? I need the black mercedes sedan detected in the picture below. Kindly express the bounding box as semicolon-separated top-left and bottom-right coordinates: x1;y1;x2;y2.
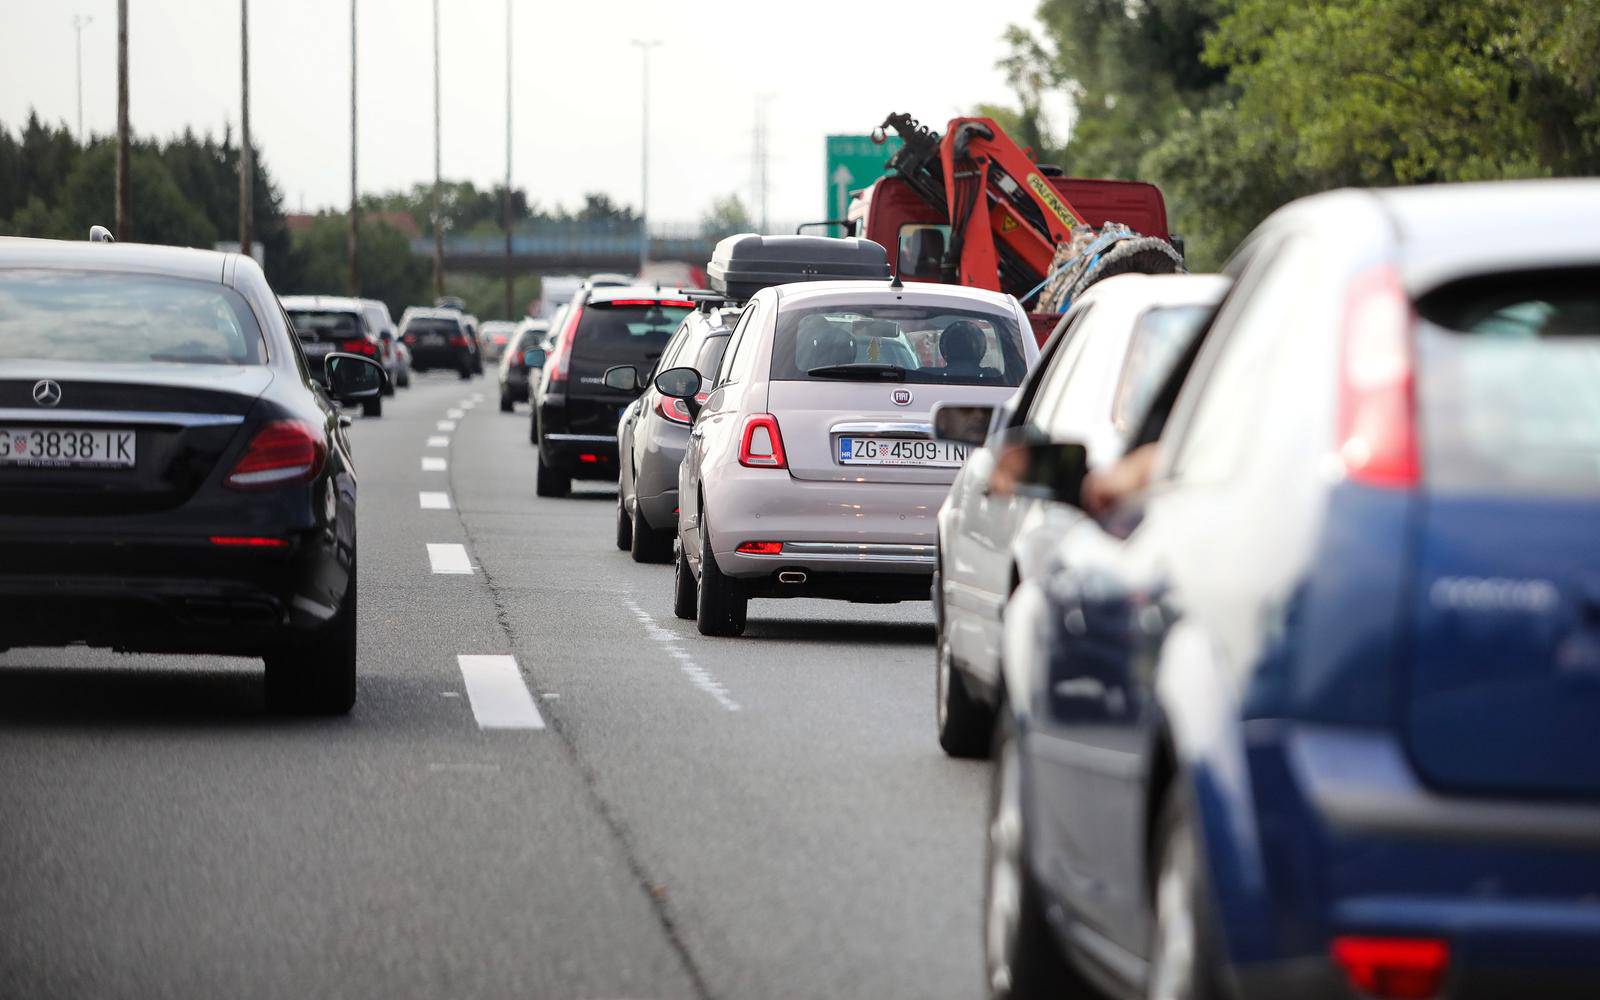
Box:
0;234;384;714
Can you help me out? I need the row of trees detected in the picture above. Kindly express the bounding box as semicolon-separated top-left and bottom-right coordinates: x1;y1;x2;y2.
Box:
994;0;1600;267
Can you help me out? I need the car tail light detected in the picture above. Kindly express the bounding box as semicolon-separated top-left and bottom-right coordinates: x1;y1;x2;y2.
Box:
1337;265;1418;488
736;541;783;555
545;305;584;387
209;535;289;549
449;334;469;348
738;413;787;469
402;333;416;344
224;420;327;490
656;391;707;426
340;338;376;357
579;453;599;463
1331;936;1448;1000
609;299;695;309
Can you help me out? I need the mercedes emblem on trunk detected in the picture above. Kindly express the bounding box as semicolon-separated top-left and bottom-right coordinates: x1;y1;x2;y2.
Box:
32;379;63;407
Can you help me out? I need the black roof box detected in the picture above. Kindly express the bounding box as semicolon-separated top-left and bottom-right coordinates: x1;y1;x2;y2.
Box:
707;234;890;301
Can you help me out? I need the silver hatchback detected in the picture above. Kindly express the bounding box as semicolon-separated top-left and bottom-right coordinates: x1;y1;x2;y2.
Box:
661;280;1040;636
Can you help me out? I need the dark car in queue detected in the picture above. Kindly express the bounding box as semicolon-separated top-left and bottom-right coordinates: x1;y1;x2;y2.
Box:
0;235;385;714
984;180;1600;1000
930;274;1227;758
281;294;386;417
498;318;548;412
610;300;740;562
400;307;476;379
532;285;694;498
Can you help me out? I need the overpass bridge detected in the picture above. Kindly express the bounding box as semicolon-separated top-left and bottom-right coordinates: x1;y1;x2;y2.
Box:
410;221;787;275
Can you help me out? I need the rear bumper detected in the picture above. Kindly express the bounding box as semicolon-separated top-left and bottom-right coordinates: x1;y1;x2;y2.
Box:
408;345;469;370
540;432;618;478
0;531;347;654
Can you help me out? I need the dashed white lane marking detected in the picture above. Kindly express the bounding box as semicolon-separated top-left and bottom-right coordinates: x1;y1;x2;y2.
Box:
456;655;545;730
427;435;450;447
421;457;447;471
447;408;464;419
419;491;452;510
622;599;741;712
437;420;457;431
426;543;474;574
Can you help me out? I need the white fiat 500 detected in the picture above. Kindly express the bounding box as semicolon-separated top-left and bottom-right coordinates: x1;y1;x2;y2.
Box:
659;280;1039;636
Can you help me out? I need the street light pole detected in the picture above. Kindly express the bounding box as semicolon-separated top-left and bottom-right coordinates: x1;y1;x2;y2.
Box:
629;39;659;276
72;14;92;143
431;0;443;300
347;0;359;295
503;0;513;319
239;0;252;257
115;0;130;241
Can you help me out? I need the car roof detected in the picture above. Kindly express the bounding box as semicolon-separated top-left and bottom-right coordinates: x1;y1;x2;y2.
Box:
401;307;462;322
1070;272;1231;314
481;320;519;330
0;236;232;284
771;279;1018;312
584;284;692;304
280;294;367;312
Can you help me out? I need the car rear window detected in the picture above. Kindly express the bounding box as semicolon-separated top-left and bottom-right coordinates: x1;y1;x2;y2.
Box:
0;269;265;365
1415;267;1600;494
287;310;364;343
570;300;693;365
403;317;461;336
770;302;1027;386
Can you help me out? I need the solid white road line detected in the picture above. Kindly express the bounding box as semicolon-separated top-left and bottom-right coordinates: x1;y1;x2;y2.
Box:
447;408;464;419
419;491;452;510
622;599;741;712
427;435;450;447
437;420;457;431
421;457;447;471
426;543;473;574
456;655;545;730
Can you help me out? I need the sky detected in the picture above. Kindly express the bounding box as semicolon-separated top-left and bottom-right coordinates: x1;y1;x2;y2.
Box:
0;0;1051;227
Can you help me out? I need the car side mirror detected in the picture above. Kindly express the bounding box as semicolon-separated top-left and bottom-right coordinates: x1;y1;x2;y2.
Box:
603;364;641;393
325;353;386;401
654;366;703;420
987;439;1089;506
932;403;996;446
523;347;547;369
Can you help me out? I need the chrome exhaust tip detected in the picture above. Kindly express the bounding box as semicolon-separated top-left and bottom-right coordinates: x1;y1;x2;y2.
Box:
777;570;807;585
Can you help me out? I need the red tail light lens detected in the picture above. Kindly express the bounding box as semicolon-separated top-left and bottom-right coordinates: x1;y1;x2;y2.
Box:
402;333;416;344
448;334;469;348
1338;265;1418;488
209;535;289;549
655;391;707;426
608;298;696;309
545;305;584;386
1331;936;1448;1000
736;541;783;555
738;413;787;469
224;420;327;491
340;338;376;357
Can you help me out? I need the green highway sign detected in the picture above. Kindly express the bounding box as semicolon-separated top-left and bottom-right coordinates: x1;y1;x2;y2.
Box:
824;133;903;233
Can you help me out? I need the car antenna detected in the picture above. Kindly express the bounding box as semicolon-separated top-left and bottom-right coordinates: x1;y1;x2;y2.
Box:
889;271;903;290
89;225;115;243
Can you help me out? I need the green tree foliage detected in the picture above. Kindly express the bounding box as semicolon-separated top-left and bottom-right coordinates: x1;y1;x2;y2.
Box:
699;193;752;240
288;213;428;320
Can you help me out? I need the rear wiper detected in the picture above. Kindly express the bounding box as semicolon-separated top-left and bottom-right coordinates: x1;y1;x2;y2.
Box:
805;363;910;381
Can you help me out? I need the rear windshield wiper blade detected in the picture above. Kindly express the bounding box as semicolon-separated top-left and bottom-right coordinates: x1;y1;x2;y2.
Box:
805;363;910;381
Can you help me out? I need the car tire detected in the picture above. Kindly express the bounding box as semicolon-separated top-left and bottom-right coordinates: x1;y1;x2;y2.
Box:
397;368;410;388
362;395;382;418
615;492;634;551
535;447;571;498
695;510;746;637
984;708;1092;999
937;633;993;758
529;415;538;444
264;559;357;716
500;390;514;413
1147;785;1226;1000
382;374;396;397
631;500;674;564
673;540;697;620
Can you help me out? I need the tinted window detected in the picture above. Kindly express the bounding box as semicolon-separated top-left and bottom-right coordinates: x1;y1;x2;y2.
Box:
1416;268;1600;494
570;301;692;365
0;269;265;365
287;310;364;343
771;303;1027;387
403;317;461;336
694;333;732;378
897;224;951;280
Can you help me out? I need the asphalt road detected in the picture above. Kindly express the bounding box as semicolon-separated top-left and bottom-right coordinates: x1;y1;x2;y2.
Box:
0;372;991;1000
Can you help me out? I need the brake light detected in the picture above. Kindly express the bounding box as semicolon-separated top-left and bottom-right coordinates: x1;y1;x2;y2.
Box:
224;420;327;490
1337;265;1418;488
340;338;376;357
545;304;584;386
1331;936;1448;1000
655;391;707;426
736;541;783;555
608;298;695;308
579;453;599;463
738;413;787;469
402;333;416;344
449;334;469;348
209;535;289;549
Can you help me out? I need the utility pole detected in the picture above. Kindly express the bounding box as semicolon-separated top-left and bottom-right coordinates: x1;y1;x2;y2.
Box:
629;39;660;275
114;0;129;240
751;95;774;235
71;14;92;142
431;0;444;300
347;0;359;295
502;0;513;319
239;0;253;256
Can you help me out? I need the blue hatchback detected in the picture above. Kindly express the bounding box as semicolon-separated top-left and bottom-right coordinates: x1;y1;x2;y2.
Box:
984;181;1600;1000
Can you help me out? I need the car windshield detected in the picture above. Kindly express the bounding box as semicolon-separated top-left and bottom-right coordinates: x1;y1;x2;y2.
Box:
286;310;363;343
0;269;265;365
770;302;1027;386
1416;267;1600;495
